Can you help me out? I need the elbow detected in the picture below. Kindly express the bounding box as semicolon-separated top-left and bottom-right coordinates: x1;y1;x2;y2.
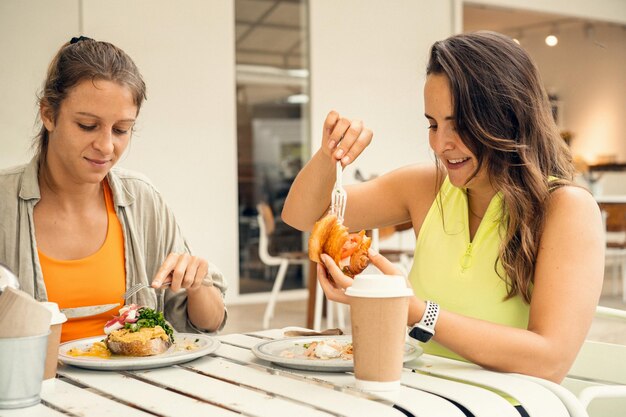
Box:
281;206;310;231
531;363;568;383
524;350;574;383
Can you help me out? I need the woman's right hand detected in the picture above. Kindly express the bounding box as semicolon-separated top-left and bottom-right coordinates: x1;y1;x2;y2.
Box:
321;110;373;167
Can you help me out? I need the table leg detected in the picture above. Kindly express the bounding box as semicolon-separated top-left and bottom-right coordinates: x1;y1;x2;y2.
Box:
307;261;317;328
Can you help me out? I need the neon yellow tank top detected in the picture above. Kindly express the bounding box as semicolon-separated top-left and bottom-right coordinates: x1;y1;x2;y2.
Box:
409;176;530;360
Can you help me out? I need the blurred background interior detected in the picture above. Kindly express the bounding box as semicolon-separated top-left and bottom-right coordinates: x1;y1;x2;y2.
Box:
1;0;625;335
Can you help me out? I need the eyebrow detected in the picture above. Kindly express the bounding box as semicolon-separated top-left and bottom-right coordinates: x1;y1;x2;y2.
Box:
75;111;136;123
424;113;455;121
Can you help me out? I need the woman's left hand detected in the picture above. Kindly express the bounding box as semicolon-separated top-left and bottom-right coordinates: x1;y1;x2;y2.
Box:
152;252;208;292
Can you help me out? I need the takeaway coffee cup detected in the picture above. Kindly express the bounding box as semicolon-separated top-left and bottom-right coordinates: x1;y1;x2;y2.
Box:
345;274;413;392
41;302;67;380
0;331;50;409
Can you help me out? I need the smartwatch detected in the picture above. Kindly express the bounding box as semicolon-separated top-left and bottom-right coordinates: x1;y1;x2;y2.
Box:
408;300;439;343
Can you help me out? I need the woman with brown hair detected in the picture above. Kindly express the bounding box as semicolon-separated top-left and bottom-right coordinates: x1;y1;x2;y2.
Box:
0;37;227;341
282;31;604;382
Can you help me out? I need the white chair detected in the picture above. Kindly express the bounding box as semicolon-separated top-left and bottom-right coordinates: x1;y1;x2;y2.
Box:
601;208;626;301
563;306;626;416
517;306;626;417
372;225;415;276
313;280;346;331
256;203;308;329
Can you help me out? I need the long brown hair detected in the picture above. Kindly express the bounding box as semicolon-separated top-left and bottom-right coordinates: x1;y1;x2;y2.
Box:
427;31;575;303
34;37;147;164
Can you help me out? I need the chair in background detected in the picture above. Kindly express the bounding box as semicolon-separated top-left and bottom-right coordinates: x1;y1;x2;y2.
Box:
599;202;626;301
313;280;346;331
256;202;308;329
515;306;626;417
372;222;415;275
562;306;626;417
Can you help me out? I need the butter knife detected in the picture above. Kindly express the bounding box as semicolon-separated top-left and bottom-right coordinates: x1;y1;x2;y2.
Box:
60;303;120;319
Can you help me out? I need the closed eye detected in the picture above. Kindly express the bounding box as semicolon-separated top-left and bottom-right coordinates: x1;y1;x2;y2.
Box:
78;123;96;131
427;125;438;131
113;128;130;135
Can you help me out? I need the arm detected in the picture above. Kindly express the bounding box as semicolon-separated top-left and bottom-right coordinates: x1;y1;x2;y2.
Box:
427;186;603;382
282;110;372;230
282;110;437;232
321;186;604;382
152;253;226;332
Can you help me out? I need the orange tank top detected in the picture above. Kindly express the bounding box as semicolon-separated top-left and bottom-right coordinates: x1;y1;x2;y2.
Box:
39;180;126;342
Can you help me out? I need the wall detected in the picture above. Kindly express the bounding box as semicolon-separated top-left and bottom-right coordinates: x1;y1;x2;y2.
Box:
464;0;626;196
309;0;454;183
0;0;240;300
522;24;626;162
465;0;626;25
0;0;79;168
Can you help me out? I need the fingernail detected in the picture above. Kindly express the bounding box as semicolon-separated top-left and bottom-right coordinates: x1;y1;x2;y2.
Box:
335;149;344;158
368;248;378;256
328;140;336;149
341;156;350;164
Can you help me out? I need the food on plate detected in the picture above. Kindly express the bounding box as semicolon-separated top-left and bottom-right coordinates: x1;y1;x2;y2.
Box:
308;214;371;277
104;304;174;356
281;339;354;360
67;340;111;358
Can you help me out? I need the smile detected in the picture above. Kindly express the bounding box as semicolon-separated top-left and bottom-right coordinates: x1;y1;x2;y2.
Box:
447;157;470;165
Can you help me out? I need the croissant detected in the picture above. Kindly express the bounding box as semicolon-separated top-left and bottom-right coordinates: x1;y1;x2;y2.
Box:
308;214;372;277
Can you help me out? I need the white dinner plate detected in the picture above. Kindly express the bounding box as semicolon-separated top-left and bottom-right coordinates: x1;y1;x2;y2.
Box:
59;333;220;371
252;335;422;372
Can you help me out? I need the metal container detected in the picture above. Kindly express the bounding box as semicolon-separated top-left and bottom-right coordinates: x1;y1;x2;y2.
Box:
0;331;50;409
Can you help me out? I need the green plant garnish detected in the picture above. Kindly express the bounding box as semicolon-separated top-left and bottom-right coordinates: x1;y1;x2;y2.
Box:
124;307;174;341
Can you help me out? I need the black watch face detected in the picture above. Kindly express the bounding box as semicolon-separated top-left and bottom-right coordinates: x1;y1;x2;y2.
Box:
409;326;433;343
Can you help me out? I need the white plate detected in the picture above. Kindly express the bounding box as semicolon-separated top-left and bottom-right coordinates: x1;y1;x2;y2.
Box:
58;333;220;371
252;335;422;372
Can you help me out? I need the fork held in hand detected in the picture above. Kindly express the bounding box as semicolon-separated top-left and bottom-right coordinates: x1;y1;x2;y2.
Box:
123;281;171;303
331;160;347;223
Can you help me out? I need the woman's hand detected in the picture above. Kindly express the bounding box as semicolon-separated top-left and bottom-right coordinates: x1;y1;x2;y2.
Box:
152;252;208;292
321;110;373;167
318;249;408;304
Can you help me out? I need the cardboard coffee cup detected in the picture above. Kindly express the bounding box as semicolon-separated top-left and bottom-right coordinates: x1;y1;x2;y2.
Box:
41;302;67;380
345;274;413;392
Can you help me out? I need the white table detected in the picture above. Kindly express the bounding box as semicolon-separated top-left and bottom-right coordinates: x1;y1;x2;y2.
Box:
2;329;575;417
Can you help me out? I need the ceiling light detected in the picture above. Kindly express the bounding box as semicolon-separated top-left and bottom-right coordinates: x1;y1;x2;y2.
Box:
545;25;559;47
545;34;558;47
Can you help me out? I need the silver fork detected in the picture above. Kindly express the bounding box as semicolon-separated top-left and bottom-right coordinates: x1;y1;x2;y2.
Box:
123;281;171;304
331;161;347;223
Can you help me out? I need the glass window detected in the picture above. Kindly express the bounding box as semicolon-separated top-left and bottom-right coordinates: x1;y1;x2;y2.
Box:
235;0;310;294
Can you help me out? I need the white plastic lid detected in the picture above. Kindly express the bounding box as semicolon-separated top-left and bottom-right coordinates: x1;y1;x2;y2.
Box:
345;274;413;298
41;301;67;325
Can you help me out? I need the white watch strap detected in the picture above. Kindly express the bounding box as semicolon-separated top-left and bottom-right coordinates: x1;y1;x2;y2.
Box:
417;300;439;335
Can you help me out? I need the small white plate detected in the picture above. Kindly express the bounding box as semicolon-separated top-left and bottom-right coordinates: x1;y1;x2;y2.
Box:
59;333;219;371
252;335;422;372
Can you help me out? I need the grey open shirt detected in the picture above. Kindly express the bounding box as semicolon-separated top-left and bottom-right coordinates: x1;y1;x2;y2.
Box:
0;157;228;333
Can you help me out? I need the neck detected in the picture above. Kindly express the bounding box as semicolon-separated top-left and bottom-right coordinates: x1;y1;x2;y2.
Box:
39;159;103;207
466;187;496;220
